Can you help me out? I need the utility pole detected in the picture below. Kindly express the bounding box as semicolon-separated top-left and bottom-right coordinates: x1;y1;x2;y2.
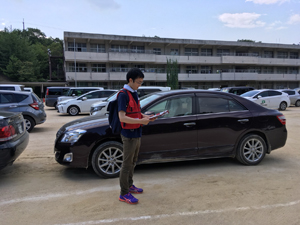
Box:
23;18;25;31
48;49;52;80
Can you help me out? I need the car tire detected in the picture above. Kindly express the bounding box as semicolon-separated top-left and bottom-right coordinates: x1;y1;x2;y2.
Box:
295;100;300;107
23;116;35;133
278;101;287;111
54;102;57;109
91;141;123;178
236;134;267;165
68;105;80;116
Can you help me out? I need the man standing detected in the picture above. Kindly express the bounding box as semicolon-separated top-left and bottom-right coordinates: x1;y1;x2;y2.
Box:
118;68;155;204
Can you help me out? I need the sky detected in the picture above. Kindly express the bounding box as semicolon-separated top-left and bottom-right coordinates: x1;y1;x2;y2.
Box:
1;0;300;45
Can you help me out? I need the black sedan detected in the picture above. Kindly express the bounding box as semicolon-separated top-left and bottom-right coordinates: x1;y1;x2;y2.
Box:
54;90;287;178
0;111;29;170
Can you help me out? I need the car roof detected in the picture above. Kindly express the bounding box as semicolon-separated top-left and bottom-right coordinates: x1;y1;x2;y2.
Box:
47;86;70;89
0;90;31;94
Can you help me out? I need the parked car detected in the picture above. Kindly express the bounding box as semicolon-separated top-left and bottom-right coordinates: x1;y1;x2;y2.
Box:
24;87;33;92
277;89;300;107
0;84;25;91
57;87;104;103
45;87;70;108
0;111;29;170
55;90;287;178
240;89;290;111
221;86;254;95
90;86;171;116
293;88;300;95
0;90;47;132
57;89;117;116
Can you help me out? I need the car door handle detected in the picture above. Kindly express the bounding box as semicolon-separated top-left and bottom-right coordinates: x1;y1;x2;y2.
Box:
9;105;17;108
238;119;249;123
184;122;196;127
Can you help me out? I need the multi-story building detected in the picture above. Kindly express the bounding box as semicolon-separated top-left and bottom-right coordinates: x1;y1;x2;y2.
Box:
64;32;300;89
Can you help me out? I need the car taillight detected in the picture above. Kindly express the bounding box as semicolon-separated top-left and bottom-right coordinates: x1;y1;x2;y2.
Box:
46;89;49;95
29;101;40;110
0;125;16;141
277;115;286;125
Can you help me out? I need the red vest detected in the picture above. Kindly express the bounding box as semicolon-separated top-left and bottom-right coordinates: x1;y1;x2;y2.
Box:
120;90;142;129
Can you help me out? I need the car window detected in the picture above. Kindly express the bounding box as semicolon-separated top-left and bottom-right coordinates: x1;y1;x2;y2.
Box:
83;91;99;99
241;90;260;97
62;89;70;95
0;87;15;90
283;90;295;95
100;91;115;98
15;94;29;102
32;93;42;102
256;91;268;98
48;89;62;95
268;91;282;96
145;96;193;118
72;89;84;96
198;97;229;114
0;93;15;103
228;99;247;111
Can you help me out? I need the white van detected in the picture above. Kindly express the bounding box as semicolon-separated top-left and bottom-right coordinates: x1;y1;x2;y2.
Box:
90;86;171;116
0;84;25;91
57;87;104;103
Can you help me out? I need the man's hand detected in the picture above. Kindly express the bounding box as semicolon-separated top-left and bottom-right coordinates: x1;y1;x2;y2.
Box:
142;114;157;122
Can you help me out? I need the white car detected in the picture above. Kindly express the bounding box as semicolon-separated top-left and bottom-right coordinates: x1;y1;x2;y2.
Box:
241;89;290;111
90;86;171;116
57;87;104;103
57;89;117;115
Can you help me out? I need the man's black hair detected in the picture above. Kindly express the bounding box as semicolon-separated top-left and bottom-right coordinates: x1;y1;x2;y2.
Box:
126;68;144;83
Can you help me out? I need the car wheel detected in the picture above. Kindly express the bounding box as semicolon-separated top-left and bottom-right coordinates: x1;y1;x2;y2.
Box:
278;101;287;111
92;141;123;178
295;100;300;107
236;134;267;165
23;116;35;132
68;106;80;116
54;102;57;109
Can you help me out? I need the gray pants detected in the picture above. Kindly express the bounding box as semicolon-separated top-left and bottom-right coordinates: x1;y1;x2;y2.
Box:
120;134;141;196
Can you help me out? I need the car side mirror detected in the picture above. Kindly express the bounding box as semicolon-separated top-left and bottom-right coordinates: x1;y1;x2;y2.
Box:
72;94;75;96
82;97;87;101
257;95;262;99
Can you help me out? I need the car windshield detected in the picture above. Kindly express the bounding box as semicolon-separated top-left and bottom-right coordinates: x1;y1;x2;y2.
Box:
140;94;160;108
66;89;73;96
106;91;118;102
241;90;260;97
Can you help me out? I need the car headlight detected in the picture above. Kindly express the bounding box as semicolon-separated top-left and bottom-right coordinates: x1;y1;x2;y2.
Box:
91;106;104;113
59;102;68;106
60;129;86;143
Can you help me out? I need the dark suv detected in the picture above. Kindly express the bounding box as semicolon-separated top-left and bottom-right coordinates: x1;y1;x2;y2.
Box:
0;90;47;132
45;87;70;108
221;86;254;95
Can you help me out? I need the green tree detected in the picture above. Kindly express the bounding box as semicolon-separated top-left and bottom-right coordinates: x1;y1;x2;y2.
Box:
166;58;179;89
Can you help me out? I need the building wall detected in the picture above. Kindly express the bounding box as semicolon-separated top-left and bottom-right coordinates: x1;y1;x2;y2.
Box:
64;32;300;89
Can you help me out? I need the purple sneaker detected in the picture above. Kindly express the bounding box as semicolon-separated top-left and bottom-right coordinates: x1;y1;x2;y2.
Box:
119;193;139;204
129;185;143;194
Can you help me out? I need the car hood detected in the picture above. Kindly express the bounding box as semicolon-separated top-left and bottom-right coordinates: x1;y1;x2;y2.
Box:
56;114;108;138
91;101;107;107
59;99;73;104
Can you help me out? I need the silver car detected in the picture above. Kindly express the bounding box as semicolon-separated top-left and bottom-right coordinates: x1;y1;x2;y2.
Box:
0;90;47;132
277;89;300;107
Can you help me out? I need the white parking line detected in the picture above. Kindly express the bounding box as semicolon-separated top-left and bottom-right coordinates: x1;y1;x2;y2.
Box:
55;199;300;225
0;186;119;206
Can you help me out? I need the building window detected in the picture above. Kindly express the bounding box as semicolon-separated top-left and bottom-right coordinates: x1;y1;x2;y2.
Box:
91;64;106;72
201;48;212;56
68;42;87;52
131;46;145;53
111;45;127;52
289;67;298;74
90;44;105;53
147;65;165;73
185;48;199;56
277;51;288;58
263;51;273;58
170;49;179;55
217;49;230;56
186;66;198;74
262;67;273;74
153;48;161;55
290;52;299;59
69;63;87;72
200;66;212;74
277;67;288;74
134;65;145;71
